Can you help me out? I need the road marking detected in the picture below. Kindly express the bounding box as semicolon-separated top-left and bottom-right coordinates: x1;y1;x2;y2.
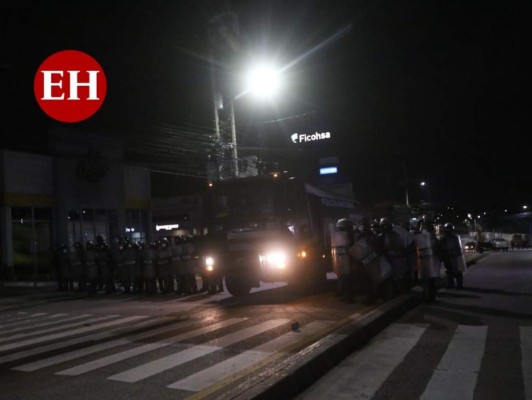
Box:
421;326;488;400
0;314;90;337
11;317;194;371
108;319;290;383
2;314;88;340
168;320;331;392
0;316;177;365
0;315;146;353
57;318;247;376
0;314;100;343
296;323;427;400
0;312;48;325
521;327;532;400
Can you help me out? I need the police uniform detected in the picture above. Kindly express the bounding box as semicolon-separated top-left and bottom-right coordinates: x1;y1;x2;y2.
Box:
414;222;441;302
440;223;466;289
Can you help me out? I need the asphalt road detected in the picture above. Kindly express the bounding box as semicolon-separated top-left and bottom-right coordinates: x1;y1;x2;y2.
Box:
0;275;383;400
298;249;532;400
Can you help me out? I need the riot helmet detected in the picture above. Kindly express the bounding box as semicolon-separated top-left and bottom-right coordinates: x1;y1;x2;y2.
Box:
335;218;353;232
443;222;455;232
379;218;393;233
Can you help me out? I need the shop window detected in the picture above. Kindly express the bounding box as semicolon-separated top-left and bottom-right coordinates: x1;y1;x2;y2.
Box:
12;207;53;279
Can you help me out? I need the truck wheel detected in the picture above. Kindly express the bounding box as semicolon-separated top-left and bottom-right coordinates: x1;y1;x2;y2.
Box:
225;275;251;296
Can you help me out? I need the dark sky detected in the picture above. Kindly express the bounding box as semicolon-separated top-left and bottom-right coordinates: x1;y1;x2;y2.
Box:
2;0;530;213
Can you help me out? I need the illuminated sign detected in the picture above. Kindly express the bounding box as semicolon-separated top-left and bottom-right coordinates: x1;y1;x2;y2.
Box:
156;224;180;231
291;131;331;144
320;166;338;175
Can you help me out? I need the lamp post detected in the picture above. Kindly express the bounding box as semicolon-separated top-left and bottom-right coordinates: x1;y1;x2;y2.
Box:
227;63;282;178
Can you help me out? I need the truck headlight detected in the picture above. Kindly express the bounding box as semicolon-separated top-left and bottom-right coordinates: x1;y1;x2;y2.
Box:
205;256;215;271
259;251;287;269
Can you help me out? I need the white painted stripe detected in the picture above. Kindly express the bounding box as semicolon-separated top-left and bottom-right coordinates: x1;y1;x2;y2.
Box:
297;323;427;400
0;314;69;331
0;316;176;365
521;327;532;400
0;315;146;353
13;318;199;372
57;318;247;376
0;314;101;343
0;313;48;325
169;320;332;391
0;314;88;336
421;326;488;400
108;319;290;383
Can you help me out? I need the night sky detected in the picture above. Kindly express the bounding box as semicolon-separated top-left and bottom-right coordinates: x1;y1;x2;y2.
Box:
2;0;530;213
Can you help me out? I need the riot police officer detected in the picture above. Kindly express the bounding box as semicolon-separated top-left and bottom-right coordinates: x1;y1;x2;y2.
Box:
95;235;115;293
132;241;144;293
182;235;199;295
440;223;466;289
333;218;355;302
70;242;86;291
142;241;159;295
414;220;441;302
85;241;99;294
378;218;409;295
158;237;173;293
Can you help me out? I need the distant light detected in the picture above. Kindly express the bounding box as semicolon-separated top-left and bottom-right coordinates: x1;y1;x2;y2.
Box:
477;215;481;218
524;205;528;210
504;209;508;213
208;182;213;187
273;172;278;178
420;181;426;186
156;224;179;231
467;213;472;219
319;166;338;175
483;212;487;215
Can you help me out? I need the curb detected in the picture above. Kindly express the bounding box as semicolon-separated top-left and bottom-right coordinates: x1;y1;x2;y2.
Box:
213;294;421;400
212;252;488;400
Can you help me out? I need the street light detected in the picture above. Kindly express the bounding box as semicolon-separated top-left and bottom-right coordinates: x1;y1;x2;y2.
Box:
227;62;282;177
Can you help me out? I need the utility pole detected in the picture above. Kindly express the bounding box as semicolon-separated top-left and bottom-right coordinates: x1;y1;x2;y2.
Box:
402;160;410;207
229;100;238;177
206;8;240;179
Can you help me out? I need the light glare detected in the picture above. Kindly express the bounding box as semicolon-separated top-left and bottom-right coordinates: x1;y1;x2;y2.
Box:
245;65;280;97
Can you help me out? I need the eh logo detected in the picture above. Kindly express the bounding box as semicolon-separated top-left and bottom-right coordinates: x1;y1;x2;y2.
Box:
34;50;107;123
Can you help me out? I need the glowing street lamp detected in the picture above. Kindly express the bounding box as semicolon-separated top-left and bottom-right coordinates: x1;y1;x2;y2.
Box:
227;62;282;177
243;64;281;99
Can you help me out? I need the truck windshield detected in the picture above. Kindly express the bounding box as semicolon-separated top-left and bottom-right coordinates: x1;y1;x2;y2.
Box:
210;180;277;227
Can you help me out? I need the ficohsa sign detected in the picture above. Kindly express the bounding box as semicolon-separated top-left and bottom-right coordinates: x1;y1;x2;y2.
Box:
291;131;331;144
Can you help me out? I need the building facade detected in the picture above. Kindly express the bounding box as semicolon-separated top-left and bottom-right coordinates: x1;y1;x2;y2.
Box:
0;128;151;280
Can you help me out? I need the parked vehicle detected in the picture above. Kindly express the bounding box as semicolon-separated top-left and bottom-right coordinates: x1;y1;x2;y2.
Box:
491;238;509;251
463;241;476;252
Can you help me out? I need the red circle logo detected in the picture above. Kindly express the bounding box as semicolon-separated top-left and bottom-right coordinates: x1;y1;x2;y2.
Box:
34;50;107;123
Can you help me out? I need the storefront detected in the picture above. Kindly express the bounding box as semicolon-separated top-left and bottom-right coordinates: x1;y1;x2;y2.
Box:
0;129;151;280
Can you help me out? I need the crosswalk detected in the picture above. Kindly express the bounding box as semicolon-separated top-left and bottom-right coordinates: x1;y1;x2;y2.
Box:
3;304;531;398
0;309;333;395
297;322;532;400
